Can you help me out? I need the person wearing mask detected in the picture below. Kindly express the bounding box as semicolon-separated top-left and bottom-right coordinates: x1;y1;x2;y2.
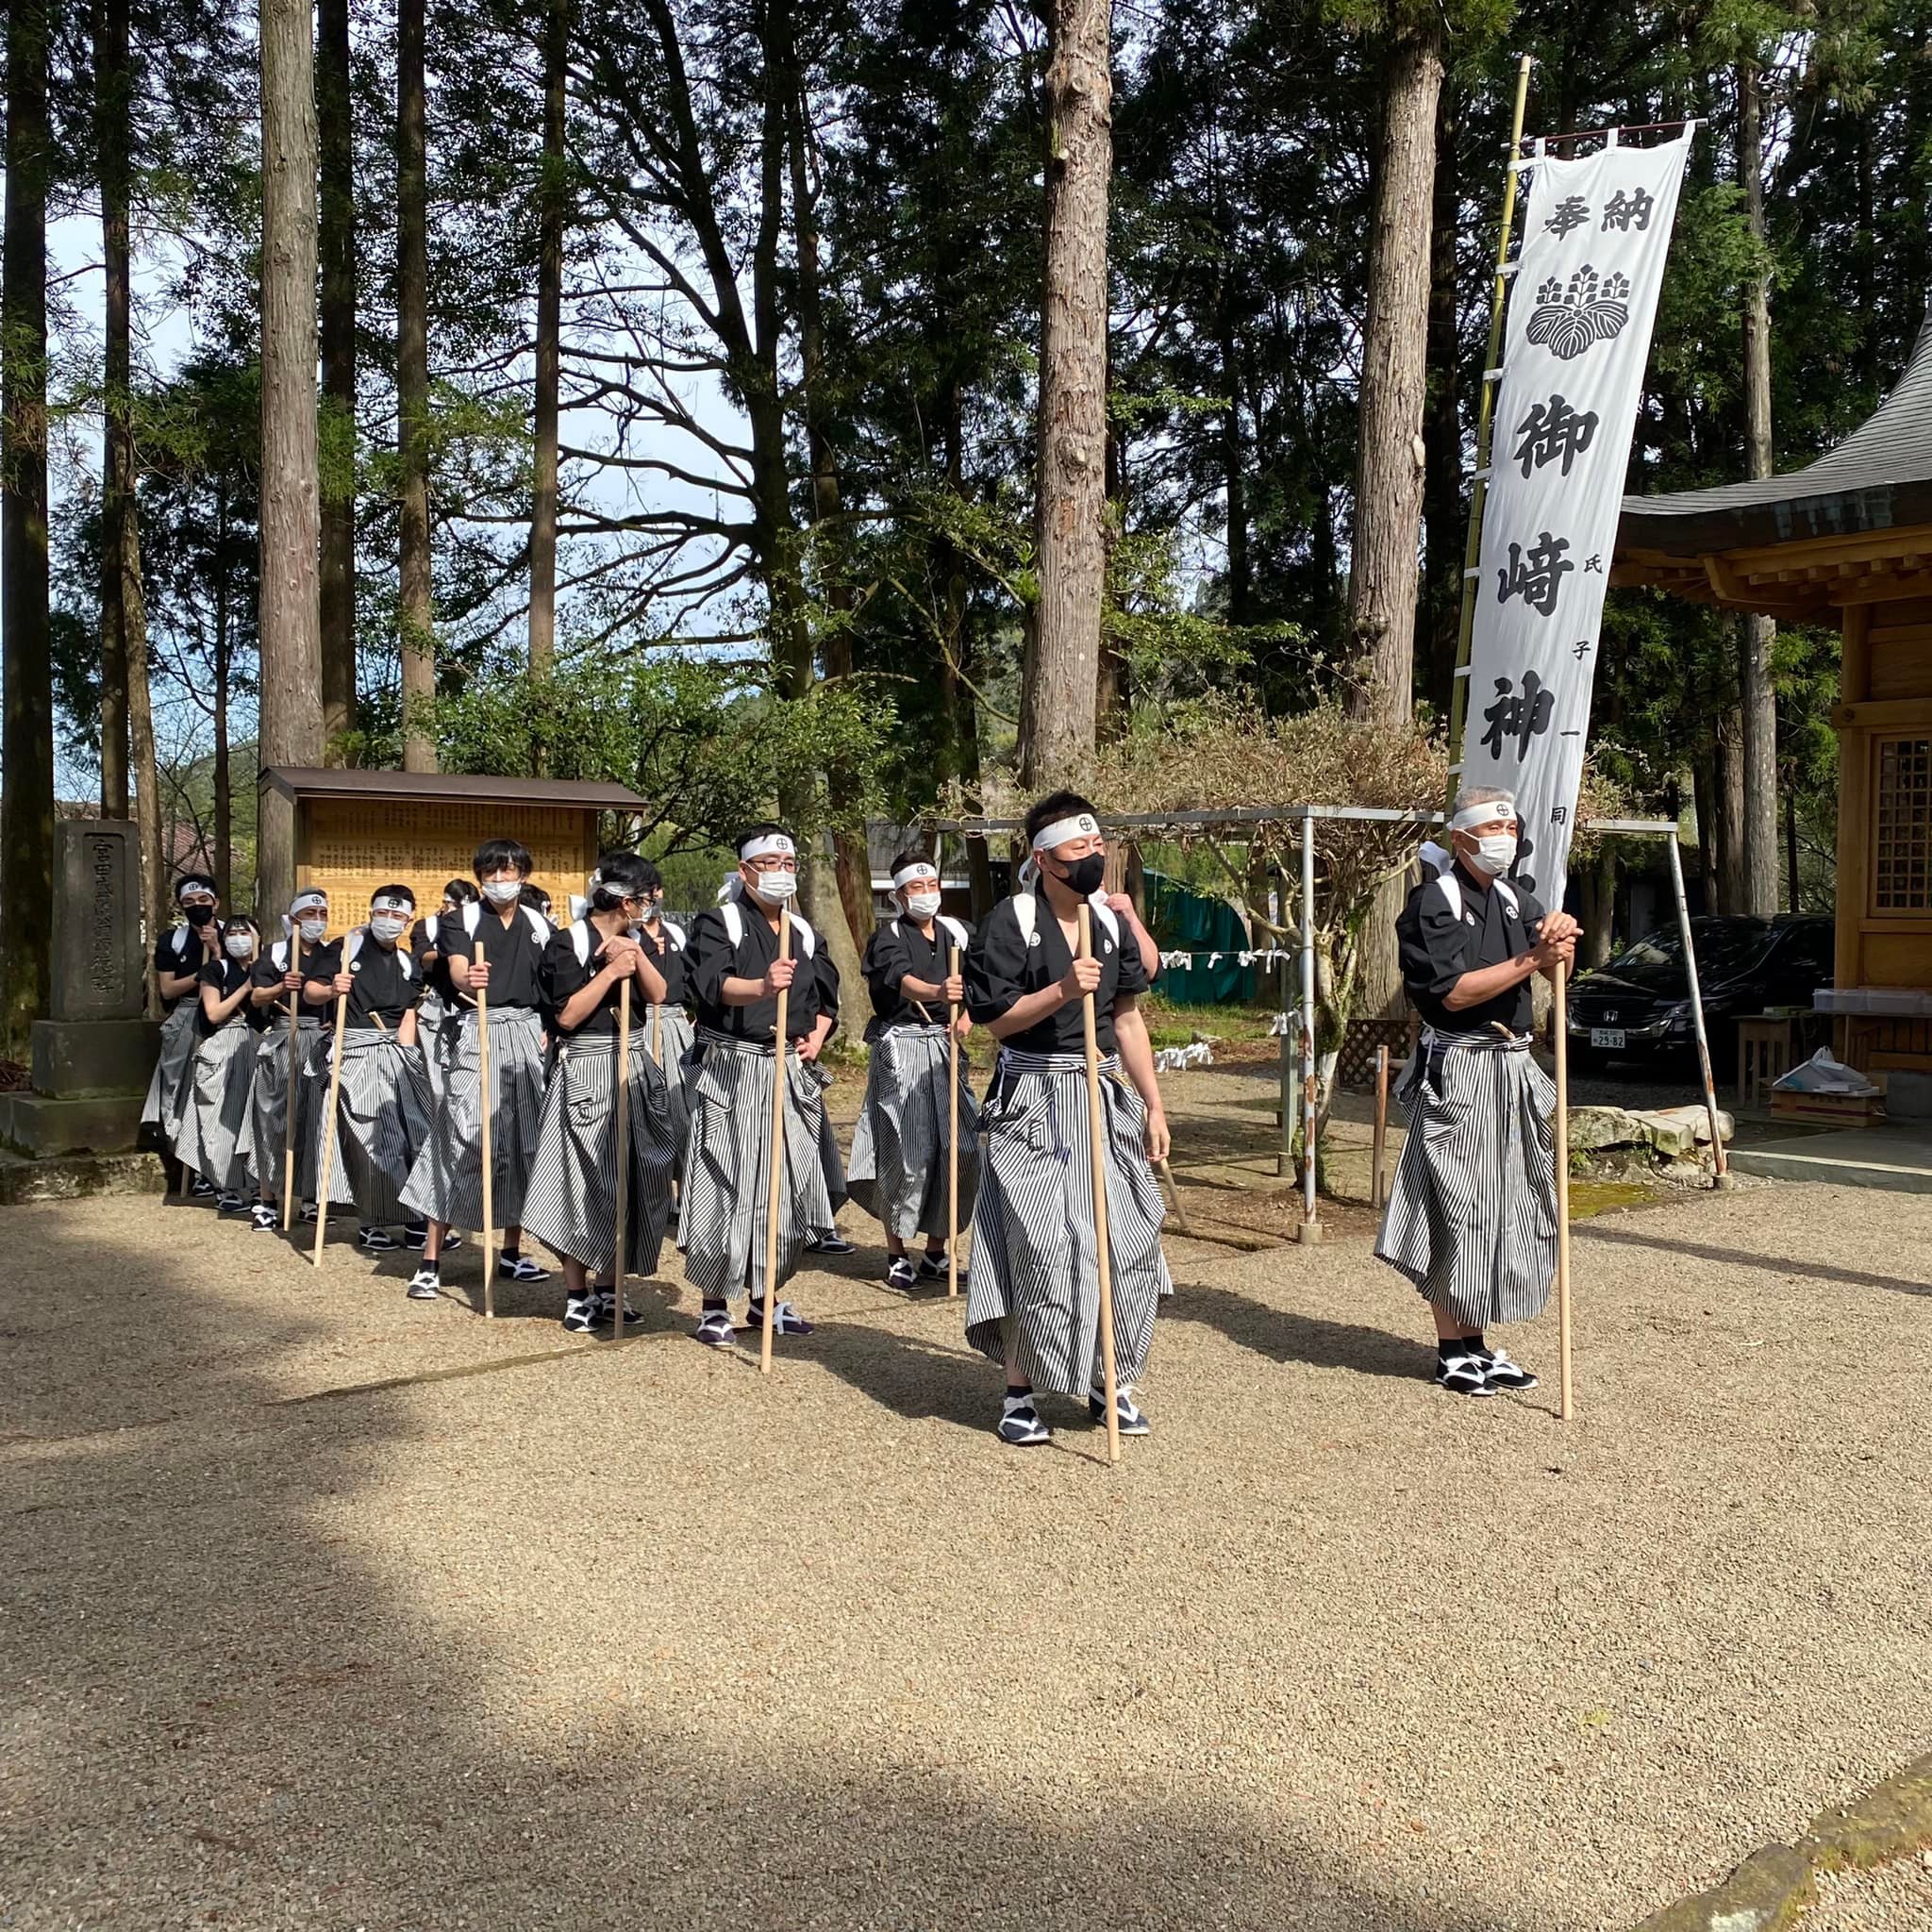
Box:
1375;788;1580;1397
523;853;677;1333
676;824;842;1349
142;874;223;1187
847;850;978;1290
403;879;477;1254
963;792;1173;1448
304;887;436;1260
177;915;273;1213
401;841;555;1300
632;860;695;1156
242;889;333;1233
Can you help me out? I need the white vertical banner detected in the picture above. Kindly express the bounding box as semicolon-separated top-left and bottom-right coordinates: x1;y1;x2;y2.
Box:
1459;131;1693;905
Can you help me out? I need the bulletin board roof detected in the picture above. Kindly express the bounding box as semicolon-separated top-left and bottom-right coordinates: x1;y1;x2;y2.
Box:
259;766;648;812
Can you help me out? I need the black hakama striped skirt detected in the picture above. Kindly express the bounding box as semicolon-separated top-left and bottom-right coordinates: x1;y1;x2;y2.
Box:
846;1022;980;1242
1374;1031;1558;1329
176;1024;259;1193
141;1000;199;1147
641;1002;696;1158
964;1049;1172;1398
243;1014;324;1203
315;1029;434;1228
675;1029;839;1303
401;1007;548;1232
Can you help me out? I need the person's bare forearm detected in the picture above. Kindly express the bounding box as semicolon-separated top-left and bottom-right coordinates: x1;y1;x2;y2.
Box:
1113;1003;1165;1116
722;974;773;1007
1442;955;1537;1010
159;972;197;1001
632;956;667;1005
557;967;625;1032
900;974;945;1002
987;984;1069;1041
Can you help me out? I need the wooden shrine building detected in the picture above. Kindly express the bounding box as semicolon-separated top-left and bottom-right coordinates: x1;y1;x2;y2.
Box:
1612;313;1932;1078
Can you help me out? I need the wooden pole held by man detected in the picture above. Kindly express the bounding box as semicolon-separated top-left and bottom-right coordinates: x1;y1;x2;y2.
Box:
477;935;494;1318
1373;1044;1391;1210
1076;906;1121;1465
281;942;304;1231
758;912;794;1375
612;974;632;1333
1554;959;1574;1421
947;941;961;1299
310;964;353;1267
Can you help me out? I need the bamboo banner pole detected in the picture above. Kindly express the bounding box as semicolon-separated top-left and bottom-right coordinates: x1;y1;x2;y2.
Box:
281;941;305;1232
1076;907;1121;1467
476;937;494;1319
759;912;794;1376
1373;1044;1391;1210
1444;50;1536;797
310;966;353;1268
947;941;961;1299
1554;958;1574;1422
612;974;631;1334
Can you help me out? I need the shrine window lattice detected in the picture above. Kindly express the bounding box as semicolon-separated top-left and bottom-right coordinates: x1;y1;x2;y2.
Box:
1874;735;1932;913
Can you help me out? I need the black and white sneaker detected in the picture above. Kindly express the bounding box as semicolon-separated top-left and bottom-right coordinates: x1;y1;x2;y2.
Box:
405;1267;441;1302
803;1227;856;1256
562;1291;599;1335
595;1291;646;1330
1088;1385;1153;1436
298;1200;320;1224
997;1391;1050;1447
358;1225;400;1252
249;1202;280;1233
1433;1352;1496;1397
744;1298;813;1337
216;1191;245;1215
404;1221;429;1251
191;1175;215;1199
1476;1347;1538;1391
497;1253;551;1284
917;1249;949;1280
694;1308;736;1349
886;1257;917;1291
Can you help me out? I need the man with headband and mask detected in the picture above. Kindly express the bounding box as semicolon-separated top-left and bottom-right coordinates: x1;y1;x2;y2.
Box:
402;839;556;1302
676;824;842;1349
239;889;334;1232
630;858;696;1157
963;791;1174;1448
847;848;979;1290
142;873;224;1188
303;885;435;1257
1375;786;1580;1397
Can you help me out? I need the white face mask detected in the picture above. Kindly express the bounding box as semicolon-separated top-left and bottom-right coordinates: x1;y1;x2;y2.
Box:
905;891;941;920
748;868;798;905
297;915;327;942
225;934;255;959
481;878;524;906
1468;831;1519;878
370;914;408;943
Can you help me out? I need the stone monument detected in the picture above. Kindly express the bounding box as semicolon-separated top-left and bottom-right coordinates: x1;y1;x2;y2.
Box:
0;819;160;1167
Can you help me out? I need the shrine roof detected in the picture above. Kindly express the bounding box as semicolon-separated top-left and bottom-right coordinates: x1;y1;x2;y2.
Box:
1616;311;1932;558
261;767;648;811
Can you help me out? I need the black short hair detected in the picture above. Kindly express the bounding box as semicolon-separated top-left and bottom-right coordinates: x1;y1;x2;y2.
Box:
1024;791;1100;846
734;822;791;858
442;878;479;905
474;840;533;880
590;851;651;912
177;872;218;899
519;882;552;911
890;846;935;878
634;859;663;895
372;883;416;909
222;914;259;938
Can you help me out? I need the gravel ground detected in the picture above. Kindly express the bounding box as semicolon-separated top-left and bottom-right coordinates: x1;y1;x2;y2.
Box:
1802;1853;1932;1929
5;1158;1931;1932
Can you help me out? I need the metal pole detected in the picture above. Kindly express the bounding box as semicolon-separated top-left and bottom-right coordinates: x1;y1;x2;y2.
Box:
1667;829;1731;1185
1276;947;1294;1180
1297;808;1321;1242
1445;52;1536;798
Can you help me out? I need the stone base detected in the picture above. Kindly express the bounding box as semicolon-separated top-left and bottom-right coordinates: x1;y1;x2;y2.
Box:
0;1148;166;1205
0;1091;148;1159
31;1016;160;1099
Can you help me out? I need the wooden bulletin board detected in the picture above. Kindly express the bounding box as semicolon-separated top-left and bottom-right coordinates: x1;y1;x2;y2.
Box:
294;799;600;924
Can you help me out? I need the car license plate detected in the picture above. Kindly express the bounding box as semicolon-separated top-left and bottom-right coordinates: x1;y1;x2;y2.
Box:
1591;1028;1626;1049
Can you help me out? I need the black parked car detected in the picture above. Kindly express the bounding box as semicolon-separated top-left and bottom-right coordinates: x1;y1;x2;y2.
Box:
1565;914;1835;1070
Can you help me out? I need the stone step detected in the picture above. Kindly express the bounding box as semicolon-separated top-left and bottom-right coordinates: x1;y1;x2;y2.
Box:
0;1148;166;1205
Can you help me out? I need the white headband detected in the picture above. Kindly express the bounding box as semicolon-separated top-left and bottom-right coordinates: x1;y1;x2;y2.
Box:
892;862;939;890
290;890;328;916
1449;800;1518;832
371;892;413;914
1030;811;1101;854
739;832;795;862
175;880;215;904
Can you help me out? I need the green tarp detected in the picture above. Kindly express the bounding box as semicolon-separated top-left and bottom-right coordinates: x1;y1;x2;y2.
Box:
1143;870;1258;1007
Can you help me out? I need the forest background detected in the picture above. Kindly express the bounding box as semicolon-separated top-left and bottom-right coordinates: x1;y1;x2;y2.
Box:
2;0;1925;1049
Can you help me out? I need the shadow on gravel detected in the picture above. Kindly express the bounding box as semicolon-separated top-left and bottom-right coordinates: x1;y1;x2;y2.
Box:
1576;1222;1932;1300
1;1215;1515;1932
1166;1278;1436;1382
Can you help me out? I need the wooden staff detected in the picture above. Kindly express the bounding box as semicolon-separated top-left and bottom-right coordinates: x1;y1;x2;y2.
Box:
611;974;632;1335
759;912;794;1376
1554;958;1574;1422
280;941;305;1232
947;941;961;1299
1157;1155;1192;1236
310;963;354;1268
1372;1044;1391;1210
476;936;495;1320
1076;906;1121;1466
